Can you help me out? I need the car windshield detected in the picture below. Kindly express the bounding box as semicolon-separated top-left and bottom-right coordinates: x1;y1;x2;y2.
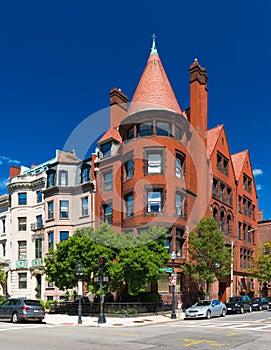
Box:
253;298;260;302
226;297;240;303
24;299;42;306
194;300;211;306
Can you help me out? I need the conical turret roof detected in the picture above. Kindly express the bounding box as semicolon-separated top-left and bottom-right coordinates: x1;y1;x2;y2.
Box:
128;35;182;115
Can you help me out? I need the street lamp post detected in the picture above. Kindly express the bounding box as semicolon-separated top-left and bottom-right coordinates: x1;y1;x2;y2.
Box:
171;251;177;319
75;261;84;325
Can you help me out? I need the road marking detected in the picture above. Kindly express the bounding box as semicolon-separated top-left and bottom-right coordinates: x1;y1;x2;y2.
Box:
110;332;139;337
179;338;229;347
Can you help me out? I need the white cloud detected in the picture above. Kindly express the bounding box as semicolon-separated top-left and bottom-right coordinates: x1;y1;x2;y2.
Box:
0;155;21;165
256;184;262;191
0;177;9;190
253;169;263;177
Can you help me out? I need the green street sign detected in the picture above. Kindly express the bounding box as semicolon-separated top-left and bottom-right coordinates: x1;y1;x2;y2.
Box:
160;267;173;273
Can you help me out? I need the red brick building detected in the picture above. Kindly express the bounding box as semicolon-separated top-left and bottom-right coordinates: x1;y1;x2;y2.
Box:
93;36;258;304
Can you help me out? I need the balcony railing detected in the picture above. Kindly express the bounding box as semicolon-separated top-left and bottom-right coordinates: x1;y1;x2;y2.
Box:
31;221;44;231
16;260;28;269
32;258;43;268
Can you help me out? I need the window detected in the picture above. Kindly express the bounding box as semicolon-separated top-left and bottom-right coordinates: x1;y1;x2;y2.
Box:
18;241;27;260
36;190;42;203
227;187;232;206
175;126;181;140
220;183;225;202
2;219;6;233
1;242;6;257
35;239;42;259
124;159;134;180
176;193;183;217
18;192;27;205
147;153;162;174
156;122;170;136
47;171;56;187
147;190;162;213
101;142;111;158
103;204;113;224
127;126;134;139
48;201;54;219
36;215;43;229
176;154;185;179
217;152;229;175
176;228;185;257
81;197;89;216
48;282;54;288
243;174;252;193
81;166;90;183
138;123;152;137
60;201;69;218
125;193;134;217
212;179;218;198
18;273;27;289
18;217;27;231
104;172;112;191
48;231;54;250
59;171;68;186
60;231;69;241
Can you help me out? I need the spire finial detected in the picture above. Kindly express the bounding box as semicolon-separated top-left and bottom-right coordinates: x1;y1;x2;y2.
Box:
150;33;158;55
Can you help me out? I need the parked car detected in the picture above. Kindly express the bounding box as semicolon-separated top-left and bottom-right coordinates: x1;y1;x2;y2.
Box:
251;297;269;311
0;298;45;323
266;296;271;309
225;295;252;314
184;299;227;319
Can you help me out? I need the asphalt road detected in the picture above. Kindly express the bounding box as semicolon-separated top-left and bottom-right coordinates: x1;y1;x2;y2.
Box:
1;310;271;350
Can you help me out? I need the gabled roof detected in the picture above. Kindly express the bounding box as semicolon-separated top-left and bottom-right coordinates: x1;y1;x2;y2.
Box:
231;150;248;181
128;35;182;116
97;128;122;144
206;125;224;158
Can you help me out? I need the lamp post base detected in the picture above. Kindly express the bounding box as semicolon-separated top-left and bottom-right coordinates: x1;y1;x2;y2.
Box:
98;313;106;324
171;312;177;319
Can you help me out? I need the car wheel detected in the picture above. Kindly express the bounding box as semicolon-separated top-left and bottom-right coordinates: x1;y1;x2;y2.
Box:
221;308;226;317
206;310;211;319
259;305;262;311
240;306;244;314
11;312;19;324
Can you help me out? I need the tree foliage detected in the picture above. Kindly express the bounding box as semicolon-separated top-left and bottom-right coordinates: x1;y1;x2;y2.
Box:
44;224;169;297
0;265;6;287
182;217;232;294
250;242;271;284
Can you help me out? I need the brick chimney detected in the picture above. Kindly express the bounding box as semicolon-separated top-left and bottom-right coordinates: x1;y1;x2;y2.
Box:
189;59;208;145
10;166;21;179
109;88;128;128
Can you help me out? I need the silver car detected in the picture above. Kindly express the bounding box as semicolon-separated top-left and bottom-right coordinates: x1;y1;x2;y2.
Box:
0;298;45;323
185;299;227;319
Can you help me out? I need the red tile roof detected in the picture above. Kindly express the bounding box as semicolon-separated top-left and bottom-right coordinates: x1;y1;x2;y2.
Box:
207;125;224;158
231;150;248;180
97;128;122;144
128;52;182;115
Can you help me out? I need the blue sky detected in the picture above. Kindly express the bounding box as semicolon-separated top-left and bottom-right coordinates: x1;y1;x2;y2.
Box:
0;1;270;219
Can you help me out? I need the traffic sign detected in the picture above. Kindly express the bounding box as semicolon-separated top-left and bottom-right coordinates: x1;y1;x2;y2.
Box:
160;267;173;273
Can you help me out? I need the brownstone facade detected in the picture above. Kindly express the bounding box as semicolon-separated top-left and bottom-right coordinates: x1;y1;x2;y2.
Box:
92;37;259;305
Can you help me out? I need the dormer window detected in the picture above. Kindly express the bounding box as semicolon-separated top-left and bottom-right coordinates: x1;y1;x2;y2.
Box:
100;142;111;158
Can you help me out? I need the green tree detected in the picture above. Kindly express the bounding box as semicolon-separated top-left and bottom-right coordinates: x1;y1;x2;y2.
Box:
44;224;169;298
0;265;7;296
250;242;271;287
183;217;232;296
44;226;115;291
109;227;169;298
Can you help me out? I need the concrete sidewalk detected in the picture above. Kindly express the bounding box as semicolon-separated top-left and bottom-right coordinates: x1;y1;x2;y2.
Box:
44;312;185;327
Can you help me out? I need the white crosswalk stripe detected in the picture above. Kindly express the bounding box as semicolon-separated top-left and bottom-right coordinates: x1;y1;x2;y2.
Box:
0;323;44;332
172;320;271;332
